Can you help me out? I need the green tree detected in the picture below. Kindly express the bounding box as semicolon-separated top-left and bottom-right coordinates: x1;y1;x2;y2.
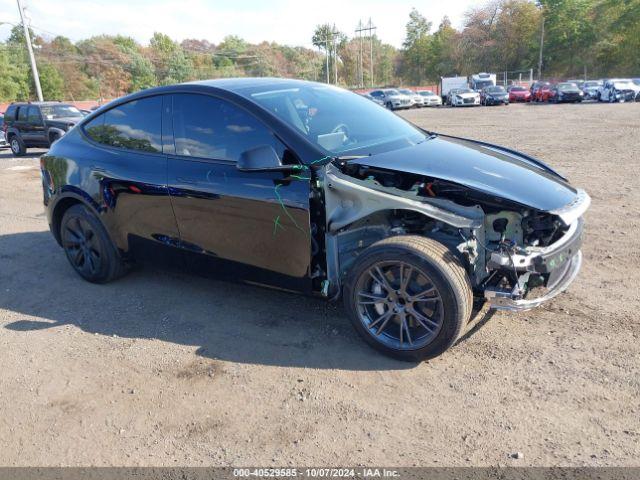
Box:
401;9;433;84
312;24;346;83
38;62;64;99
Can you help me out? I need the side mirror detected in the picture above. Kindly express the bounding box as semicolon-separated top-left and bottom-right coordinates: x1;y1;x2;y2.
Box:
237;145;291;172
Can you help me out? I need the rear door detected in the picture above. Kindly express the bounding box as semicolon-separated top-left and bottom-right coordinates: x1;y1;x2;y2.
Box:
26;106;47;145
82;95;181;261
166;93;312;292
15;106;29;141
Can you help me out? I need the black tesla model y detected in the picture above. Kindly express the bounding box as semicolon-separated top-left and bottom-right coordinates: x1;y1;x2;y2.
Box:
41;78;589;360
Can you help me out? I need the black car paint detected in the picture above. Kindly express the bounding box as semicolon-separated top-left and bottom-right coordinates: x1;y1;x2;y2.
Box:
42;78;577;295
43;82;325;293
348;135;577;212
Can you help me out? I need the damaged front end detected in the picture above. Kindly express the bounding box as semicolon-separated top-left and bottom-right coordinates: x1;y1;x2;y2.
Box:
319;158;589;312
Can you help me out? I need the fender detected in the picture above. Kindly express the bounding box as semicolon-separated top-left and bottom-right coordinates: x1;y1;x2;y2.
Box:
47;188;122;254
46;126;67;144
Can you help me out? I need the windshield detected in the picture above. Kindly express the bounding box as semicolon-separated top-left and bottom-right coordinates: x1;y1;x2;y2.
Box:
510;86;526;91
486;86;505;93
247;84;426;156
558;83;578;91
399;89;413;95
419;91;435;96
457;88;474;94
474;80;493;89
384;89;400;96
584;81;600;87
40;105;83;120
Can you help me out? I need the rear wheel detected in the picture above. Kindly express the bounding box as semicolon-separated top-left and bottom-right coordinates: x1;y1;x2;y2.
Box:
48;132;61;146
343;236;473;362
60;204;127;283
9;136;26;156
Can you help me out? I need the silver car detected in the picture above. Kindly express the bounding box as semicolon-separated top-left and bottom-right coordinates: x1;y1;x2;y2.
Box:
0;114;7;148
369;89;412;110
417;90;443;107
398;88;425;107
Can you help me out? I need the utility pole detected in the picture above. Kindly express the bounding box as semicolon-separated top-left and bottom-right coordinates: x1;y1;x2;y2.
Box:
325;36;329;84
355;20;365;88
367;18;376;87
333;24;338;85
537;16;545;81
16;0;42;101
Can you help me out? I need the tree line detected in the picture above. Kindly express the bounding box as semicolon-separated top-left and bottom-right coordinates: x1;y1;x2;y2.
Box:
0;0;638;102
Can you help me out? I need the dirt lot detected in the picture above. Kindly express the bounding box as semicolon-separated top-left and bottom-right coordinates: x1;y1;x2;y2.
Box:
0;102;639;467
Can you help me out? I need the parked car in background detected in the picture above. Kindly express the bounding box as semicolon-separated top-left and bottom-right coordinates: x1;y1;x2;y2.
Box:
507;85;532;102
440;76;469;103
450;88;481;107
398;88;424;108
566;79;584;89
581;80;602;100
361;93;385;107
548;83;584;103
599;79;640;102
480;85;509;106
4;102;84;156
39;78;590;361
369;89;412;110
533;83;552;102
0;113;7;149
417;90;442;107
469;72;497;91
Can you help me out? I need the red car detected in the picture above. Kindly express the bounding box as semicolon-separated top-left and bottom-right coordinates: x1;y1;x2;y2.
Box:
532;82;552;102
508;85;531;102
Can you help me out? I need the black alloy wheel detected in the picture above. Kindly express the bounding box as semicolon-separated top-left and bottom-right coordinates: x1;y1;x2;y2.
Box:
60;204;127;283
344;236;473;361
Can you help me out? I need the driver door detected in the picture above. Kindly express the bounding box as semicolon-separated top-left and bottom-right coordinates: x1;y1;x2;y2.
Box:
166;93;312;293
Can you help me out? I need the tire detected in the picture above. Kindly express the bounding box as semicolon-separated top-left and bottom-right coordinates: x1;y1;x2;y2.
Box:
343;235;473;362
60;204;127;283
385;102;393;110
9;135;26;156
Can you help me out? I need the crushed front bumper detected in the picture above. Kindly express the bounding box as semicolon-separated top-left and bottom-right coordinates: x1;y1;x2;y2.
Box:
484;210;587;311
485;250;582;311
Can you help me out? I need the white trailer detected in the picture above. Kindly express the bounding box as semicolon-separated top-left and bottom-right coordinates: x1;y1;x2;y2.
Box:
440;76;469;102
469;72;497;91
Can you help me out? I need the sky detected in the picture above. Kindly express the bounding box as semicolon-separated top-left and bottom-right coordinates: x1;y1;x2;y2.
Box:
0;0;481;48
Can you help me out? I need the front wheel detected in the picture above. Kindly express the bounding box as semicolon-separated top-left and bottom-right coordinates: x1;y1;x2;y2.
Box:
343;236;473;362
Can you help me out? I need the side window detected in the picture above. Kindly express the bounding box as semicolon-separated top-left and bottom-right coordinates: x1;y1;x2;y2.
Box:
370;91;382;97
18;107;28;122
84;96;162;153
27;106;41;124
172;93;286;162
5;106;17;122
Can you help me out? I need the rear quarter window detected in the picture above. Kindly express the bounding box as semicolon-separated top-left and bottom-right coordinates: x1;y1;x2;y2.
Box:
83;96;162;153
4;106;17;122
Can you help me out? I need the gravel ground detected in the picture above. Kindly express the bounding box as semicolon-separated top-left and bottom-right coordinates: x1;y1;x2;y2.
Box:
0;102;638;467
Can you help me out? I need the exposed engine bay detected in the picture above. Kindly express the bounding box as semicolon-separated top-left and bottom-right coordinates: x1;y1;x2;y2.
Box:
312;160;588;311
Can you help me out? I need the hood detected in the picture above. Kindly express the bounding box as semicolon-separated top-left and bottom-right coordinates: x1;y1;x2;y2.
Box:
349;135;578;212
457;92;479;97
